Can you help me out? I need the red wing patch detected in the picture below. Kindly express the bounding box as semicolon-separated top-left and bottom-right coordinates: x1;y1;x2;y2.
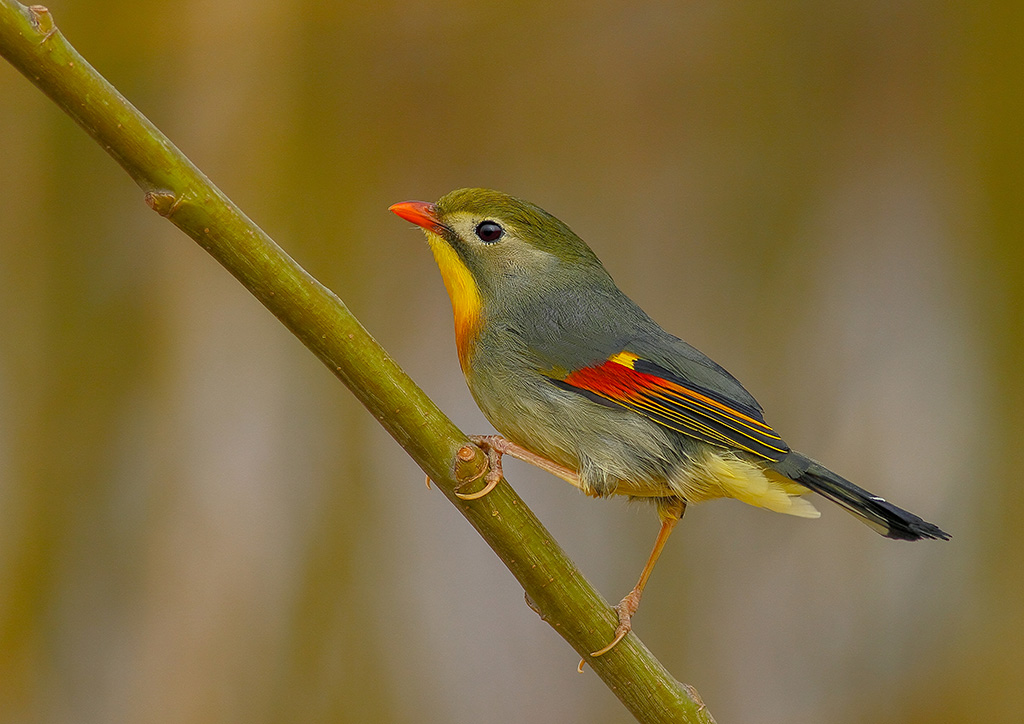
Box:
553;351;790;461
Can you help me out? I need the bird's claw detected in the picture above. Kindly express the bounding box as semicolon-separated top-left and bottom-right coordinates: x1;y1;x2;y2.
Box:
590;588;642;657
454;436;505;500
454;466;500;500
589;624;630;658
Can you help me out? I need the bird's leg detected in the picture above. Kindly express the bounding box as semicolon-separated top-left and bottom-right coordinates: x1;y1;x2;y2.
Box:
471;435;583;486
590;499;686;657
455;434;581;500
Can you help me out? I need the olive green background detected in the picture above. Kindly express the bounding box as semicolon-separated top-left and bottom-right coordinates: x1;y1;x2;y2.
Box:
1;2;1020;722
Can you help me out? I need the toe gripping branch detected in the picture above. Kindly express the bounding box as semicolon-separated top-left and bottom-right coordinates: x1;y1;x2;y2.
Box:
452;436;504;500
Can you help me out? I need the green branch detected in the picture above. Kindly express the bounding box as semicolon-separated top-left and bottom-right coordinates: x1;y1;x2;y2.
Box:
0;3;714;722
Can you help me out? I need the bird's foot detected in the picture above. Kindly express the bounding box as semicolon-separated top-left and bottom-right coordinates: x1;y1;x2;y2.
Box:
455;434;583;499
590;587;643;657
454;435;508;500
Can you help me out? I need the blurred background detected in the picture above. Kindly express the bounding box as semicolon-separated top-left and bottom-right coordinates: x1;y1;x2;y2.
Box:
1;1;1020;722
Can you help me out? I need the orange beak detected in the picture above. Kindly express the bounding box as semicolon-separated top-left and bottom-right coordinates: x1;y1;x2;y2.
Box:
389;200;446;234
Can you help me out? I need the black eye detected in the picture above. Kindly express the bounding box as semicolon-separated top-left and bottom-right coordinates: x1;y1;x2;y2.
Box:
475;221;504;243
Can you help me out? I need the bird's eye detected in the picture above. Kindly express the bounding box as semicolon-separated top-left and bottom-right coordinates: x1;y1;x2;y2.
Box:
475;221;504;243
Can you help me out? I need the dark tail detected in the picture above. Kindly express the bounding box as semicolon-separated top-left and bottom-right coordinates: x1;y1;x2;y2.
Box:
792;457;950;541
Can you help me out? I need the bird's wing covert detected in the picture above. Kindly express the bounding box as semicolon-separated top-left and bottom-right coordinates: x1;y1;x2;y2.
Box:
549;351;790;461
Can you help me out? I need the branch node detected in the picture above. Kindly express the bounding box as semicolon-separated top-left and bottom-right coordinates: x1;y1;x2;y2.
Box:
524;591;542;617
27;5;55;42
683;684;714;720
144;189;182;217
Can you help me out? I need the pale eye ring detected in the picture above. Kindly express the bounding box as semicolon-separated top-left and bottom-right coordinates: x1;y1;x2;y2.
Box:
475;220;504;243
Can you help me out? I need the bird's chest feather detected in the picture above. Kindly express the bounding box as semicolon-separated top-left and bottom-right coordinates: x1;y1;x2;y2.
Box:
462;329;685;498
463;339;575;464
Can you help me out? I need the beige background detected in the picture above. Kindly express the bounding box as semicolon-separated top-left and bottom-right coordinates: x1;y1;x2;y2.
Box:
1;2;1020;722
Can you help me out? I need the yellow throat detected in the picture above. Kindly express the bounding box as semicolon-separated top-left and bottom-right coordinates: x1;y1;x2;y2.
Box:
426;232;482;370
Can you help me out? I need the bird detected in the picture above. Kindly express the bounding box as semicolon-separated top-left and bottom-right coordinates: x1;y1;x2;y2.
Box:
389;188;949;658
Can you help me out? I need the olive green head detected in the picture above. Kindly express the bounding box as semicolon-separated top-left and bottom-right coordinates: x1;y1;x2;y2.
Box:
390;188;616;366
391;188;609;299
433;187;604;269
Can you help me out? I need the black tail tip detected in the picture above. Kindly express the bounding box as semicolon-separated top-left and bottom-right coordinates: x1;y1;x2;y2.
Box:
790;461;950;542
885;516;951;542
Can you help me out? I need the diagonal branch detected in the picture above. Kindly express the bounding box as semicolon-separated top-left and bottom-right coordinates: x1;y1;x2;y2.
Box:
0;3;714;722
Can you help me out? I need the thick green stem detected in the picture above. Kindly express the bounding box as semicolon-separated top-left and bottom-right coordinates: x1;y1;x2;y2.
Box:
0;3;714;722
